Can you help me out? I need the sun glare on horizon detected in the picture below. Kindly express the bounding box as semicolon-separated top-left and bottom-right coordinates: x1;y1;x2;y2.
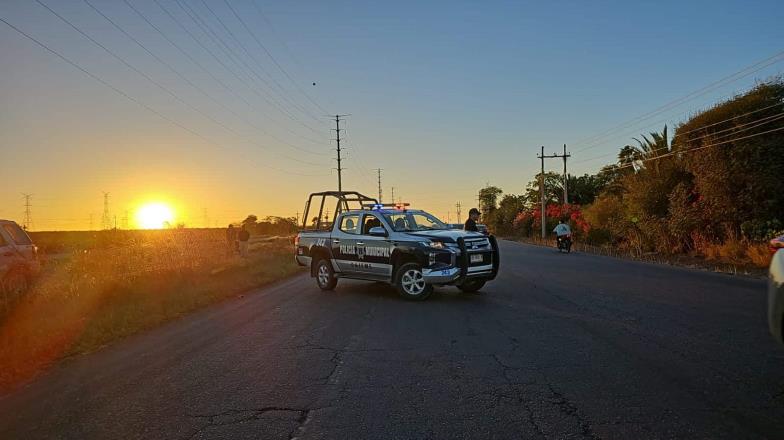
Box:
136;203;175;229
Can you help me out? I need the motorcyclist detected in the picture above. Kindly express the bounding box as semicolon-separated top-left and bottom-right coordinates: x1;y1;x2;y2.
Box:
553;219;571;248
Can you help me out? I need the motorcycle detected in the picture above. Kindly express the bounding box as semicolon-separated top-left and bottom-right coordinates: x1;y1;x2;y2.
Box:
556;234;572;253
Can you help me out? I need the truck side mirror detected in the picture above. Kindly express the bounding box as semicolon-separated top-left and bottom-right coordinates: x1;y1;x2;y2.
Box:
369;226;387;237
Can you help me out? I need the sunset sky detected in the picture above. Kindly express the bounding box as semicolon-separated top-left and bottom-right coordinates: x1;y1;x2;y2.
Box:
1;0;782;230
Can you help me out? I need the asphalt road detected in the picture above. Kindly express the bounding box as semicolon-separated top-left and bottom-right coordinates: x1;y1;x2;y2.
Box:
1;241;783;439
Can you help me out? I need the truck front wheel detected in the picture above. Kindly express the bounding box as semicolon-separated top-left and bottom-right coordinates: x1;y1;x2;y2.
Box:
395;263;433;301
315;259;337;291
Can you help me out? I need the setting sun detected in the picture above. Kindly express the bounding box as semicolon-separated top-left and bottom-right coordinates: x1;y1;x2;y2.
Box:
136;203;174;229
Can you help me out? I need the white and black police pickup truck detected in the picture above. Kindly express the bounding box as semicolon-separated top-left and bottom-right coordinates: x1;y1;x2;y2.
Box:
294;191;500;301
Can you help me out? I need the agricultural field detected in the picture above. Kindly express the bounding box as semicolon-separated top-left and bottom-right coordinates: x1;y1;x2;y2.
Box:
0;229;301;392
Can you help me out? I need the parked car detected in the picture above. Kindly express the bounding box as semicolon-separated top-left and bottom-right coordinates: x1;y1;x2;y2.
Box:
0;220;39;296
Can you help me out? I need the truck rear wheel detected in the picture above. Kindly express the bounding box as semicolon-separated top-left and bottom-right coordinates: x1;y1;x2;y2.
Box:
395;263;432;301
458;279;485;293
315;259;337;291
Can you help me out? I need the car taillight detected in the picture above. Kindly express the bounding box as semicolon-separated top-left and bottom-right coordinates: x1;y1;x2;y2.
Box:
293;235;300;246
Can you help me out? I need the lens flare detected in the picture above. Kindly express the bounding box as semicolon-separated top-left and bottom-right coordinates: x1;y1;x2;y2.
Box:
136;203;174;229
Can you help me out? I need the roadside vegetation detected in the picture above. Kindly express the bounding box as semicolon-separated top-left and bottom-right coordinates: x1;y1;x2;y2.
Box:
0;227;300;393
480;79;784;270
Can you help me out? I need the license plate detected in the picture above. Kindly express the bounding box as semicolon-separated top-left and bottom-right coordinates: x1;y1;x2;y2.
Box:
470;254;483;263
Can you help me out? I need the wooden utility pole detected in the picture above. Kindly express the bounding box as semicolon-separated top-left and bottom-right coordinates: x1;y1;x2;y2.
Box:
562;144;571;205
537;146;570;239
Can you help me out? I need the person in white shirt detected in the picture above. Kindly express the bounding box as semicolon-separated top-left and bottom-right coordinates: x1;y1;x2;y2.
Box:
553;220;571;237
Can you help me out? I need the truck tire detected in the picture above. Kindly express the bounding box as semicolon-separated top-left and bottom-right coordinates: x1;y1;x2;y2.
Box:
457;279;485;293
315;259;337;291
395;263;432;301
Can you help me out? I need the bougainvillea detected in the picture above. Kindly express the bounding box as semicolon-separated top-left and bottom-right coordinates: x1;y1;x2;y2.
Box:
513;204;590;236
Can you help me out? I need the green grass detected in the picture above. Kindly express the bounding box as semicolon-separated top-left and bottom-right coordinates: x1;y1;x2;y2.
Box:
0;231;301;393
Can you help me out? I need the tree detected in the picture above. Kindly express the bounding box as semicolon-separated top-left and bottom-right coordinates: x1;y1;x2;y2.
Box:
673;79;784;240
522;172;563;209
631;125;669;159
618;145;641;164
478;186;503;218
242;215;258;229
567;174;605;205
493;194;526;235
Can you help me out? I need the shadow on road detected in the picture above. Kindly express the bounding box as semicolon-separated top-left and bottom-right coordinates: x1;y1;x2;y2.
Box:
329;279;487;303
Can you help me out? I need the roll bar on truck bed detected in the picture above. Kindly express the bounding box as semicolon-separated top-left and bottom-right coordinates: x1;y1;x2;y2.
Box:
300;191;378;231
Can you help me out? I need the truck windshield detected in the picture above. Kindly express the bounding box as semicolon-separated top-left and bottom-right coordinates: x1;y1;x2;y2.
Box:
383;212;447;232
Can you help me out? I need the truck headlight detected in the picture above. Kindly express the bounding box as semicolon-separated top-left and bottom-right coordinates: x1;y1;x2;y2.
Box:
423;241;445;249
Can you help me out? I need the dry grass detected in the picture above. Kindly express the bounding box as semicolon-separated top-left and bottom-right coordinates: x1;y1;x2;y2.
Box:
700;238;772;268
0;230;301;393
745;243;774;268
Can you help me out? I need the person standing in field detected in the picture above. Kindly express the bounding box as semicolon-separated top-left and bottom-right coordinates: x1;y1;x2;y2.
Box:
238;224;250;257
226;224;238;255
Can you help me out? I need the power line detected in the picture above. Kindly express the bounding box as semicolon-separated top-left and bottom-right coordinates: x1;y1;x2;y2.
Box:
249;0;332;113
573;109;784;165
676;101;784;137
339;118;377;190
167;0;324;137
0;10;327;177
573;85;784;156
197;0;322;124
572;50;784;152
176;0;321;133
614;125;784;172
215;0;323;122
43;0;322;168
227;0;329;115
117;0;329;154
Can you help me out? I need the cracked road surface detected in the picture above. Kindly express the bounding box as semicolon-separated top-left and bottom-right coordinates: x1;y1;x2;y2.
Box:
1;241;783;439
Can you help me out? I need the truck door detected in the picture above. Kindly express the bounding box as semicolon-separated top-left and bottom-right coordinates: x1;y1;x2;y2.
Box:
356;213;394;278
332;213;361;273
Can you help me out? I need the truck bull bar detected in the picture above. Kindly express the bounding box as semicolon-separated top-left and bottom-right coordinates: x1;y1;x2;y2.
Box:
489;235;500;280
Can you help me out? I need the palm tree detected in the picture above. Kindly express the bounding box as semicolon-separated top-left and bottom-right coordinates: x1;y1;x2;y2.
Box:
631;125;669;159
626;125;670;173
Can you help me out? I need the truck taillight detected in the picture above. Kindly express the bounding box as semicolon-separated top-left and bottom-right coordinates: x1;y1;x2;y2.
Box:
294;235;300;246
